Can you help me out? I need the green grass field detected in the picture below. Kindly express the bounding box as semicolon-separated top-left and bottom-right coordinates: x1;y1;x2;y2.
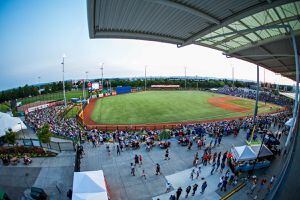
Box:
91;91;281;124
21;90;85;105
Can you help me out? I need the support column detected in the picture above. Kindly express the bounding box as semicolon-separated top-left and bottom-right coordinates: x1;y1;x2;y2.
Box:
254;65;260;123
285;30;300;147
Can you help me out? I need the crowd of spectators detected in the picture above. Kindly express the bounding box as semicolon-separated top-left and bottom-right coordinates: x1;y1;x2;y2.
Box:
216;87;292;106
25;106;83;139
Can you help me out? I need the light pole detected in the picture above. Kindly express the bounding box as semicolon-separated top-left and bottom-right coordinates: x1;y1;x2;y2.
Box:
184;67;187;90
85;71;88;99
254;65;260;123
61;54;67;107
232;66;235;88
145;66;147;91
38;76;41;94
100;63;104;91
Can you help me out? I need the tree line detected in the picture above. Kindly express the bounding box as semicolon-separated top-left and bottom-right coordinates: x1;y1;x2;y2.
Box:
0;77;290;104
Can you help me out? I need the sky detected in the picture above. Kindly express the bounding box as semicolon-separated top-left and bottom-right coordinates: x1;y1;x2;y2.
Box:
0;0;295;91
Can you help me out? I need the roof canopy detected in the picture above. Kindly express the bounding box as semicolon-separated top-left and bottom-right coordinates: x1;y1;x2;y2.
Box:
87;0;299;81
72;170;108;200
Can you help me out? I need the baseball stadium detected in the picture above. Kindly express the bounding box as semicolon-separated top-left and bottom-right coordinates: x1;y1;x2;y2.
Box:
0;1;300;200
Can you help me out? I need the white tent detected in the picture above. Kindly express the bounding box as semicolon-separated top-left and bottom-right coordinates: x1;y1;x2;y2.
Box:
285;118;293;127
251;145;273;158
72;170;108;200
0;112;27;137
231;145;257;162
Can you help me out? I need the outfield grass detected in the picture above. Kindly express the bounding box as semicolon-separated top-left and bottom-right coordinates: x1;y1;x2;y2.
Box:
21;90;85;105
91;91;281;124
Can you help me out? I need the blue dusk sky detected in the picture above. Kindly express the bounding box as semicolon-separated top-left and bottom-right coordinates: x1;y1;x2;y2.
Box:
0;0;295;91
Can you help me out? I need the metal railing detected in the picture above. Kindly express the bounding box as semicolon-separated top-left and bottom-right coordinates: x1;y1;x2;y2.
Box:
22;138;75;152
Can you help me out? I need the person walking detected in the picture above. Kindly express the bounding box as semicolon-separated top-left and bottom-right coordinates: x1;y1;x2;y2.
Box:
196;169;200;179
218;134;223;145
176;187;182;200
130;163;135;176
120;142;123;152
165;148;170;160
166;182;172;193
139;154;143;166
185;185;191;198
201;181;207;194
258;178;267;192
216;159;221;171
106;144;111;156
116;144;121;156
187;141;193;150
212;152;217;163
141;169;146;180
214;137;218;147
267;175;276;192
211;162;216;175
190;169;195;180
156;163;161;175
92;138;97;148
220;162;225;173
169;195;176;200
134;154;139;166
217;152;221;162
218;176;224;188
192;183;198;196
220;178;228;191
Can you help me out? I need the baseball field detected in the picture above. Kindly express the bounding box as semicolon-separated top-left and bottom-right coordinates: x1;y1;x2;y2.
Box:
88;91;281;125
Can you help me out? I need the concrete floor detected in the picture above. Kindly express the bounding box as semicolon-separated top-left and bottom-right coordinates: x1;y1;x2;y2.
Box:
80;132;247;200
0;124;286;200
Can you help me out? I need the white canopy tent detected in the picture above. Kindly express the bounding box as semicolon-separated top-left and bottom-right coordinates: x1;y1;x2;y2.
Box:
251;145;273;158
0;112;27;137
72;170;108;200
285;118;293;127
231;145;257;162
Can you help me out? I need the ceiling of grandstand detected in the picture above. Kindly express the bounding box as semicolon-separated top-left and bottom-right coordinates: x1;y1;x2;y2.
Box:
87;0;300;81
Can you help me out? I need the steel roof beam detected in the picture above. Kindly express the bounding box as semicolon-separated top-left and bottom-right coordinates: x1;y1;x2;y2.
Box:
150;0;220;24
180;0;297;47
256;56;294;62
94;30;185;44
273;8;289;33
210;25;254;47
258;46;290;70
226;29;300;55
198;15;299;46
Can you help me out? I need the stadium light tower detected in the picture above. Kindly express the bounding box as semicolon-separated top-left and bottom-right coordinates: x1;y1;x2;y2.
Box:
61;54;67;107
84;71;89;99
232;66;234;88
145;66;147;91
100;63;104;89
184;67;187;90
38;76;41;94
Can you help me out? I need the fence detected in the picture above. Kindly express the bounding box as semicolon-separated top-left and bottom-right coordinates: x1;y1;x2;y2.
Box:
22;138;75;152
